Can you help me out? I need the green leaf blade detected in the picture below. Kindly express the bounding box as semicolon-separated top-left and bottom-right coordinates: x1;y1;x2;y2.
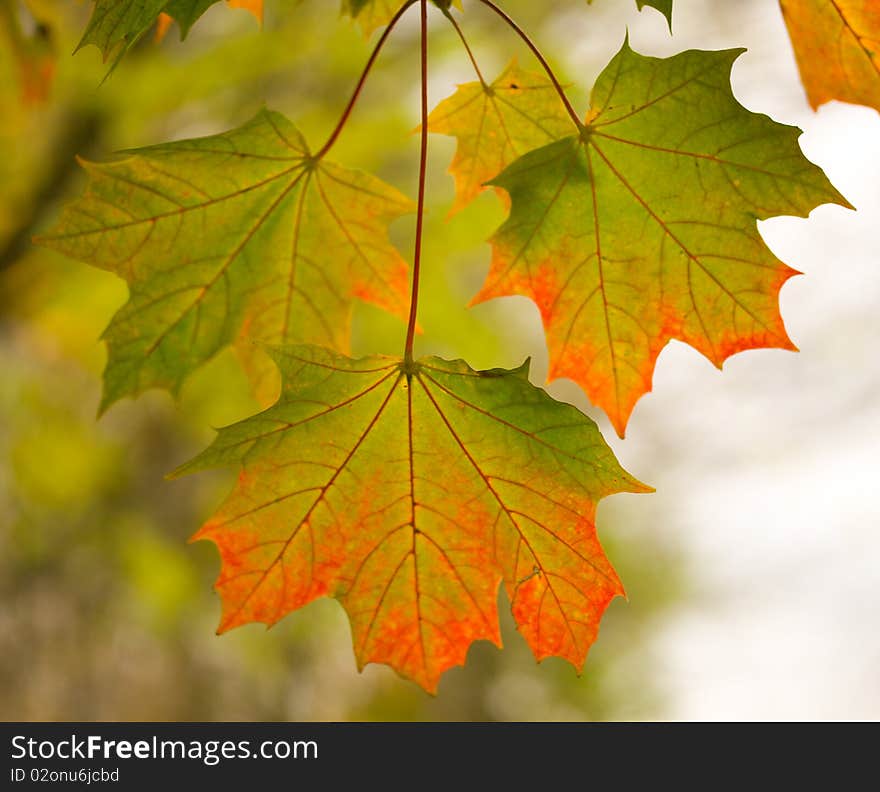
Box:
77;0;169;64
636;0;673;30
77;1;260;70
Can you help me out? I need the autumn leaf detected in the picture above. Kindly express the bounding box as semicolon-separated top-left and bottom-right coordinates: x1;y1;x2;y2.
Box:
427;60;572;215
37;109;412;410
343;0;462;37
780;0;880;113
155;13;175;42
342;0;402;37
475;42;849;438
173;344;648;691
228;0;264;24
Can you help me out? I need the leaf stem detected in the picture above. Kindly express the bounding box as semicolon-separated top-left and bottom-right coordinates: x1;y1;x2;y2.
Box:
441;6;485;85
476;0;583;130
404;0;430;364
315;0;417;160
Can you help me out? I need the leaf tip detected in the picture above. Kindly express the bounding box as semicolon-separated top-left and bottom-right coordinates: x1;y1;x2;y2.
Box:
605;399;639;440
628;476;656;495
187;521;216;545
217;611;242;635
821;181;856;212
513;356;532;380
776;326;800;355
168;446;214;480
165;463;186;481
96;387;119;420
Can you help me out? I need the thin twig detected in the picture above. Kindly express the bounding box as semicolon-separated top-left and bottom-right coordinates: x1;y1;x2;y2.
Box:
404;0;430;364
476;0;583;130
315;0;418;160
441;6;485;85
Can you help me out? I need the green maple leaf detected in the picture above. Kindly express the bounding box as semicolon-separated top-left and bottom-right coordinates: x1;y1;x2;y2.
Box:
164;0;226;37
427;60;572;215
474;42;850;438
636;0;673;30
173;345;649;691
37;109;412;409
587;0;673;30
76;0;258;67
76;0;168;64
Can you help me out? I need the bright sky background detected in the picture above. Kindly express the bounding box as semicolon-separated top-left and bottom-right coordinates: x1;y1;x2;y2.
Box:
520;0;880;720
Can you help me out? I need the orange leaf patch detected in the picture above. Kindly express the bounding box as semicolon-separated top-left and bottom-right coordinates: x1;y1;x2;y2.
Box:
781;0;880;112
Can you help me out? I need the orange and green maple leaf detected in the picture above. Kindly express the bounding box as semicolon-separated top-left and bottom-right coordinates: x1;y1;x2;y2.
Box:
780;0;880;113
473;42;849;437
37;109;412;409
427;60;572;215
173;345;649;692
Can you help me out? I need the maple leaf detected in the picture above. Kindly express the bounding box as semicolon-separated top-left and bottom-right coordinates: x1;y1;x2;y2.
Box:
227;0;264;24
79;0;261;64
172;0;262;37
587;0;673;30
161;0;263;39
36;109;412;410
343;0;462;37
426;60;572;215
636;0;673;30
780;0;880;113
172;344;648;692
342;0;402;37
76;0;167;64
474;42;849;438
164;0;224;37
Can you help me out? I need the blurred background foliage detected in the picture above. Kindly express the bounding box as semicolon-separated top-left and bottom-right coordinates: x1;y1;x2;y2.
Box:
0;0;686;721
